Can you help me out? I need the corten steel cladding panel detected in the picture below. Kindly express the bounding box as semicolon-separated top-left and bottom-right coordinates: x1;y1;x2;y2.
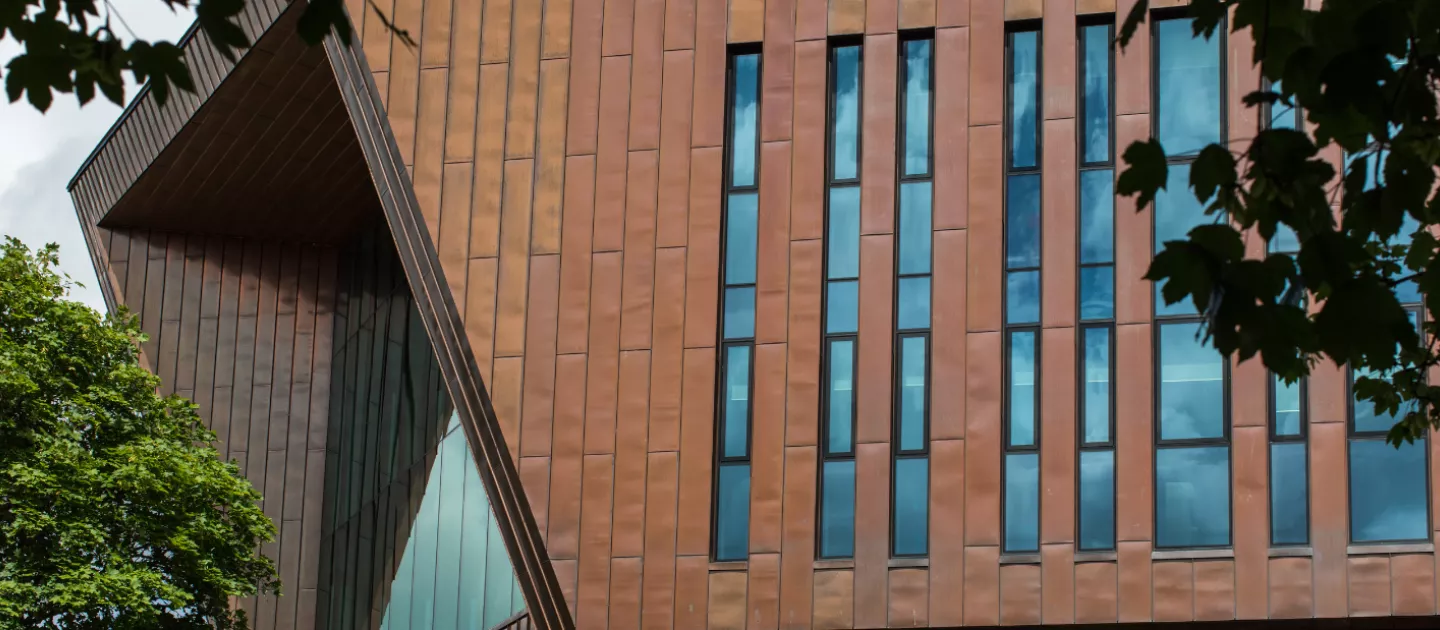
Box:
66;0;1440;627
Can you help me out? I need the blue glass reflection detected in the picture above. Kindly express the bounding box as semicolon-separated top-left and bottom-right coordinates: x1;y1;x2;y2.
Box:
1352;368;1418;434
1081;25;1111;164
723;287;755;340
820;460;855;558
894;457;929;555
1271;224;1300;254
1155;446;1231;548
826;280;858;334
898;336;927;451
826;339;855;454
725;192;758;285
715;464;751;560
1009;30;1039;169
1159;322;1225;440
1155;18;1221;156
1349;438;1428;543
897;276;931;331
903;39;932;176
832;46;861;181
1006;173;1041;269
731;54;760;187
1079;266;1114;321
1273;373;1302;436
1268;82;1299;130
1004;452;1040;552
1083;327;1111;444
1155;164;1208;316
1270;442;1308;545
898;182;932;275
828;187;861;279
1008;330;1037;448
723;345;751;458
1078;450;1116;550
1079;169;1114;264
1006;270;1040;325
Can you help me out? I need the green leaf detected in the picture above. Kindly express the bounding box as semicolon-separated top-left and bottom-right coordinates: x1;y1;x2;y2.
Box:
1117;138;1169;210
1190;144;1237;209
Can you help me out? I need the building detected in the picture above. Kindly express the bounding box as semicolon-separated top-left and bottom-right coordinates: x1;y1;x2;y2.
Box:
65;0;1439;627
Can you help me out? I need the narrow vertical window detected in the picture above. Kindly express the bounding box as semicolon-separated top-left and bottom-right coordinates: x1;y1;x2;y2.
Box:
1076;19;1116;553
819;41;861;560
1003;26;1042;555
893;34;933;558
1153;14;1231;549
1266;229;1309;547
715;49;761;562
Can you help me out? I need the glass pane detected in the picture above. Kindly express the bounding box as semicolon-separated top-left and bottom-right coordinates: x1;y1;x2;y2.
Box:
832;46;861;181
1081;25;1112;164
1009;30;1040;170
1006;270;1040;325
1352;367;1418;434
408;444;444;628
1155;164;1208;316
897;276;931;331
433;431;467;629
902;39;932;176
458;438;492;628
898;182;933;275
828;187;861;279
723;345;751;458
1006;173;1042;269
723;287;755;340
1269;82;1298;130
898;336;927;451
819;460;855;558
730;54;760;187
1004;452;1040;552
826;279;859;334
1008;330;1037;448
1155;18;1221;156
1079;169;1115;264
1078;449;1116;551
715;464;752;560
826;339;855;454
1349;439;1428;543
1270;442;1309;545
482;504;515;628
1271;224;1300;254
1082;327;1112;444
1273;373;1303;436
1159;321;1226;440
894;457;929;556
725;192;758;285
1155;446;1231;548
1079;266;1114;321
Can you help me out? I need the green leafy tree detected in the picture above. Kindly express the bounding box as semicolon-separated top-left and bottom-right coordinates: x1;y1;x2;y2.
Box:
1116;0;1440;444
0;238;278;629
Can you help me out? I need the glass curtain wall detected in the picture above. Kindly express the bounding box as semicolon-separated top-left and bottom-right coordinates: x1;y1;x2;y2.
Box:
1003;26;1042;555
1076;20;1117;553
714;49;762;562
819;41;861;560
1152;15;1231;550
317;224;524;630
892;34;933;558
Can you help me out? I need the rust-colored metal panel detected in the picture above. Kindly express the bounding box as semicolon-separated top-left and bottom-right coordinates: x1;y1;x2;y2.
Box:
521;254;561;457
609;557;644;628
829;0;864;35
439;163;474;312
548;354;589;559
1075;561;1118;623
710;570;749;630
857;234;895;444
1000;564;1043;625
795;0;826;40
620;151;660;350
631;0;668;150
1041;118;1077;329
751;343;789;553
506;0;543;159
812;570;855;630
756;141;793;344
1115;322;1153;542
786;240;822;447
854;442;891;628
613;349;653;557
1040;326;1076;545
666;0;697;50
566;0;604;156
650;247;689;451
1311;421;1349;617
778;445;817;628
692;0;728;148
790;41;826;241
493;356;526;460
481;0;513;62
934;27;969;231
729;0;765;42
962;546;999;626
684;148;724;348
1194;560;1236;621
584;251;625;455
889;568;929;627
544;0;574;58
595;56;634;253
1268;557;1313;618
761;0;794;143
1153;561;1195;622
1114;114;1152;324
522;456;554;538
931;231;967;441
1118;541;1153;623
866;0;897;33
860;34;897;236
899;0;935;29
929;439;965;626
577;454;616;627
466;257;499;383
472;63;511;258
658;51;697;248
604;0;636;55
1394;553;1437;616
533;59;571;255
496;160;537;359
558;155;597;354
642;452;681;629
966;124;1002;332
676;556;711;628
1350;556;1393;616
1232;425;1269;619
748;553;782;629
964;331;1001;546
676;347;718;555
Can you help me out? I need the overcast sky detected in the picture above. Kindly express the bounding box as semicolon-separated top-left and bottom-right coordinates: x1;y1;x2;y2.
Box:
0;1;194;311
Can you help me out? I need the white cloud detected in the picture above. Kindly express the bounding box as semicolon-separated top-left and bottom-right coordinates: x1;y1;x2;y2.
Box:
0;0;194;312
